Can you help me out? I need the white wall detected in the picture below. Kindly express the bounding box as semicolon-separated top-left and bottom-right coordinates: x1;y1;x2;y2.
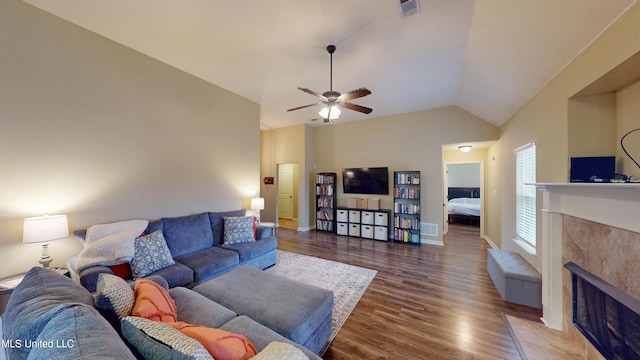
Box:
0;0;261;278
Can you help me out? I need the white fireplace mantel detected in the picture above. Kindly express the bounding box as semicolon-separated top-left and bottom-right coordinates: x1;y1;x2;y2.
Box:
534;182;640;330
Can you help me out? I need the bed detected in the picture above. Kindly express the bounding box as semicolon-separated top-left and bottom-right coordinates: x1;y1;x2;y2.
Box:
447;187;480;225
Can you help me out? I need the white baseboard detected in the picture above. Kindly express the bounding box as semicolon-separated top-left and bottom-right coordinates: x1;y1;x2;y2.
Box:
297;226;311;232
421;238;444;246
482;235;498;249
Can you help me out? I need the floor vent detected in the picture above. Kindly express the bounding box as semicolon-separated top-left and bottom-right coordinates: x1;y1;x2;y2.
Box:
420;222;438;236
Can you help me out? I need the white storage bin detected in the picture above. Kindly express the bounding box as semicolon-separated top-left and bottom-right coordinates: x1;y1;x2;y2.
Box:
348;210;361;223
349;223;361;237
374;226;388;241
336;222;348;236
337;209;348;222
361;225;374;239
361;211;374;225
374;211;388;226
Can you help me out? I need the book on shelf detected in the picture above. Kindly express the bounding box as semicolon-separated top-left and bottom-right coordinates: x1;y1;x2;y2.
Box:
316;174;334;184
395;172;421;185
316;185;334;196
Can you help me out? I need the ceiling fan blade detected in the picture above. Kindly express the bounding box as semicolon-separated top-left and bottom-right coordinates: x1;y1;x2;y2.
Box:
339;87;371;101
298;87;327;101
287;103;320;112
340;102;373;114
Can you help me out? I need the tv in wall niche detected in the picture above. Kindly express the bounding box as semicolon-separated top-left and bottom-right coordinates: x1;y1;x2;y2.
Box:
342;167;389;195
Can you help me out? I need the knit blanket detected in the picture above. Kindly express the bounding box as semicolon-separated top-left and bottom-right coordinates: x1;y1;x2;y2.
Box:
75;220;149;272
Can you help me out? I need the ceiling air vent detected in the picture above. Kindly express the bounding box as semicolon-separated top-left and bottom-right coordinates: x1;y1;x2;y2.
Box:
399;0;420;17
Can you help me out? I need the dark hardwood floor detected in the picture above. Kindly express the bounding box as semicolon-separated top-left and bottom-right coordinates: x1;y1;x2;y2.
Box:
276;224;542;360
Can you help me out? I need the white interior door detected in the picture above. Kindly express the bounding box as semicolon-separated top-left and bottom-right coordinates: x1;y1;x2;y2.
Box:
278;165;294;220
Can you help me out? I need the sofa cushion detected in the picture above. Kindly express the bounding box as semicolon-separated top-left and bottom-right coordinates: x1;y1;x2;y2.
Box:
223;216;257;245
130;230;175;278
208;210;245;245
131;278;177;322
222;236;277;262
221;316;321;360
121;316;213;360
3;267;94;349
27;304;136;360
94;273;135;329
142;261;194;288
145;219;163;235
162;213;214;257
175;247;239;283
169;287;238;329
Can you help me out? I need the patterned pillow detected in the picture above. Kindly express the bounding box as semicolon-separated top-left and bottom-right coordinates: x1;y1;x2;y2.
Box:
223;216;256;245
95;273;135;320
252;342;309;360
130;230;175;279
121;316;213;360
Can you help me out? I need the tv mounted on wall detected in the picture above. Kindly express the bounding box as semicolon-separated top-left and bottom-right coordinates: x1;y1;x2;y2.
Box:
342;167;389;195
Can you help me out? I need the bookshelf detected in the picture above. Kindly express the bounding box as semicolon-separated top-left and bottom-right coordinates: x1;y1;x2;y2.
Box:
315;172;337;232
393;171;421;245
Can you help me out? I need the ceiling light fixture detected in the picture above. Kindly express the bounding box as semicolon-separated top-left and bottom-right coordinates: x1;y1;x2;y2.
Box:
459;145;472;153
318;105;341;120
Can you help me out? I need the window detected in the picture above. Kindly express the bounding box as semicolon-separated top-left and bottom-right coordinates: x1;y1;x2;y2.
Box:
515;143;536;246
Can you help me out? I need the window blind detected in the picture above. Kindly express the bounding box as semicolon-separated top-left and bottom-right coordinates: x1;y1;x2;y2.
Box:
515;143;536;246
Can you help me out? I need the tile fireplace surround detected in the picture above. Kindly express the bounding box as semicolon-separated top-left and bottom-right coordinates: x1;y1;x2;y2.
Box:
535;183;640;358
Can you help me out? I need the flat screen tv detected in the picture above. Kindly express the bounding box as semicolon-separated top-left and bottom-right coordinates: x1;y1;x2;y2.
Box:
570;156;615;182
342;167;389;195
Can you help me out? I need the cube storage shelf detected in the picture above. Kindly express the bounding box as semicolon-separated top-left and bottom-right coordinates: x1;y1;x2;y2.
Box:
315;172;337;232
394;170;421;245
336;208;390;241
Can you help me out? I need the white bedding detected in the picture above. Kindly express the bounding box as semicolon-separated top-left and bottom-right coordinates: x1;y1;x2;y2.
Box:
447;197;480;216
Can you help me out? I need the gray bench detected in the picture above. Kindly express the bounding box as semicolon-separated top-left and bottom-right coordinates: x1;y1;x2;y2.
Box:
487;249;542;309
193;266;333;354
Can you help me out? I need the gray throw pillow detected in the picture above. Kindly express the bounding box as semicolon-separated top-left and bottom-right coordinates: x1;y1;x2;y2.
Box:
223;216;256;245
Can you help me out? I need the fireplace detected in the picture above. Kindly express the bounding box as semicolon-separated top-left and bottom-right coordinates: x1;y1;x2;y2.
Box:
565;261;640;359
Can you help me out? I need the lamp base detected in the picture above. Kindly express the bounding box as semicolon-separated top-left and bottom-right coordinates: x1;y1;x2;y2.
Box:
39;243;52;268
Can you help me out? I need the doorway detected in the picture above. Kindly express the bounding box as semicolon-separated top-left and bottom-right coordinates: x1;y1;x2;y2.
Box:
443;161;483;235
278;163;299;229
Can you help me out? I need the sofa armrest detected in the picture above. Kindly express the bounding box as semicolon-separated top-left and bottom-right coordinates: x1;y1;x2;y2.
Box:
78;265;115;293
256;224;271;240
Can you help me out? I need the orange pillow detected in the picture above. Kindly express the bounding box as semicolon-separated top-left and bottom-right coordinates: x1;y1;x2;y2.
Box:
131;278;177;322
168;322;258;360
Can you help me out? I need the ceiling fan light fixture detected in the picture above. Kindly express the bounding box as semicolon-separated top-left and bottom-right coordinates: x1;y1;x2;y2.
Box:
459;145;472;153
319;105;341;120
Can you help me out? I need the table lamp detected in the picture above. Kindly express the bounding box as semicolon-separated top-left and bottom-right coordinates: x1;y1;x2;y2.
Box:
251;197;265;223
23;214;69;268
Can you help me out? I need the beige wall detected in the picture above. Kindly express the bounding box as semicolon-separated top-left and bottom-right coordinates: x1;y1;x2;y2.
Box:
314;106;498;242
491;2;640;266
568;94;617;159
259;125;314;229
617;80;640;179
0;0;261;278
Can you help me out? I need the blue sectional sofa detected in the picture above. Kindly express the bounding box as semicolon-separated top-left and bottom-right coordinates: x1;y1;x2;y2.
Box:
69;210;277;293
2;267;322;360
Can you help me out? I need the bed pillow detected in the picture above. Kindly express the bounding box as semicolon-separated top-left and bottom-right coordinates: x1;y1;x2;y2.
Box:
131;278;177;322
223;216;256;245
121;316;212;360
130;230;175;278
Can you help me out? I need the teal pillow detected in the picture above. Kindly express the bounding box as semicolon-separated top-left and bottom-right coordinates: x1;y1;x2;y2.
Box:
130;230;175;278
3;267;94;350
223;216;256;245
27;304;136;359
121;316;213;360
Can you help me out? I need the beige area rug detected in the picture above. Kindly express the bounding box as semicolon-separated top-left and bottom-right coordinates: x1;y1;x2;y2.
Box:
265;250;377;352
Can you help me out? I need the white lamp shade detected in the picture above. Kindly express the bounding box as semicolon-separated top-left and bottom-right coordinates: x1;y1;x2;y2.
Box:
318;105;341;120
23;214;69;244
251;197;265;211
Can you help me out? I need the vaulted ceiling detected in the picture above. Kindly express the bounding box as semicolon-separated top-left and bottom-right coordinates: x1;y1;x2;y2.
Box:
24;0;635;129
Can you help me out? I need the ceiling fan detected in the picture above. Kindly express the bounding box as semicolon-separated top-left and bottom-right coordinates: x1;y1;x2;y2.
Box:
287;45;372;123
